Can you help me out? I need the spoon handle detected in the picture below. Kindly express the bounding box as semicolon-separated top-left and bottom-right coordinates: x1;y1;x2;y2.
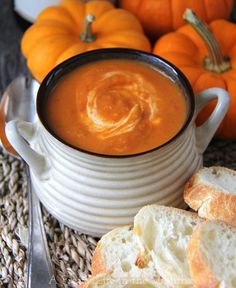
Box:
27;167;57;288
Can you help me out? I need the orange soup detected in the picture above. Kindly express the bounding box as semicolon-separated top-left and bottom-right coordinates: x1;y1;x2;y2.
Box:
45;59;187;155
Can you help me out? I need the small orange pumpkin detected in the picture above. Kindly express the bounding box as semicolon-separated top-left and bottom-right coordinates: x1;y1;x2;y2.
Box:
119;0;233;39
21;0;151;82
153;9;236;140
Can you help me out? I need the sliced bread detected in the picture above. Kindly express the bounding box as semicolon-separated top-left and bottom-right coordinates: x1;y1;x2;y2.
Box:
133;205;203;287
184;166;236;226
78;274;167;288
187;220;236;288
92;225;160;281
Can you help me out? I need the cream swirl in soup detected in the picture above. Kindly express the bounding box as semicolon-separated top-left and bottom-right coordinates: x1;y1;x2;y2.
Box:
81;71;160;139
45;59;187;155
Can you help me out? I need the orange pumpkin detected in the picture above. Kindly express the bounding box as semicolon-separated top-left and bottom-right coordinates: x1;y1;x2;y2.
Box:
153;9;236;140
119;0;233;39
21;0;151;83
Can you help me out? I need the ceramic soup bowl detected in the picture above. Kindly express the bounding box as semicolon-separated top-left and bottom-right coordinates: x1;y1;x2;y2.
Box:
6;49;229;236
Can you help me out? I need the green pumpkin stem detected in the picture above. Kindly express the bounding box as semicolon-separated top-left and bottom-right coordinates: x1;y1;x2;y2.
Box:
184;8;231;73
80;14;96;43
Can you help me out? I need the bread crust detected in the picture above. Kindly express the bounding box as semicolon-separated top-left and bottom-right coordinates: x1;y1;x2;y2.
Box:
78;274;165;288
187;222;221;288
92;243;105;276
184;167;236;226
77;274;108;288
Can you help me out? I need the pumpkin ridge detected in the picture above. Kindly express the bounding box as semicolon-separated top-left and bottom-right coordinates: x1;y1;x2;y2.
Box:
136;0;143;11
37;6;76;27
222;70;236;80
95;40;138;48
222;74;229;92
21;24;72;58
25;26;74;40
202;0;210;22
222;0;229;12
154;31;198;57
97;29;149;37
95;31;151;51
35;19;74;30
85;0;114;19
169;0;174;31
97;29;151;38
223;0;233;13
210;19;236;54
158;51;198;67
60;0;85;30
192;71;205;87
94;9;143;34
180;66;205;87
55;42;88;65
27;35;78;82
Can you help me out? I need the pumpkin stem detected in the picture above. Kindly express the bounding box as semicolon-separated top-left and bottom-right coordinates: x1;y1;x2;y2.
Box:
183;8;231;73
80;14;96;43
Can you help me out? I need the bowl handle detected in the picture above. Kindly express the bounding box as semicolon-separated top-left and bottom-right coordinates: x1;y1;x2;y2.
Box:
5;119;50;179
195;88;229;154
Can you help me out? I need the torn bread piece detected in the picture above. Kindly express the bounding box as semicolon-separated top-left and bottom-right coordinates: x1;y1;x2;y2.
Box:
188;220;236;288
184;166;236;226
78;274;168;288
134;205;203;287
92;226;160;281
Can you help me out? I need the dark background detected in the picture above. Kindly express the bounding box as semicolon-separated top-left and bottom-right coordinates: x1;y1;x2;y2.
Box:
0;1;29;96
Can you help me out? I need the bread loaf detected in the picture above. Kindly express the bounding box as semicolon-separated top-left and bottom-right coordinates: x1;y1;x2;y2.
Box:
188;220;236;288
134;205;203;287
184;166;236;226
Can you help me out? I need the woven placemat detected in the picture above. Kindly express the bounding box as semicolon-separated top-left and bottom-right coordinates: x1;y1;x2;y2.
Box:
0;140;235;287
0;148;97;288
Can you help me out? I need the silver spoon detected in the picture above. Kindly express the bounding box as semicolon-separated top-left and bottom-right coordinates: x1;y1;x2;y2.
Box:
0;76;57;288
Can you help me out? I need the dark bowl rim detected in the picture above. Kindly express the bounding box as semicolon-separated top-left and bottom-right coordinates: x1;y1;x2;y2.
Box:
37;48;195;159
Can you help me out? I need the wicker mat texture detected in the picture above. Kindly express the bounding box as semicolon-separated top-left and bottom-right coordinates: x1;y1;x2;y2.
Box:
0;140;236;288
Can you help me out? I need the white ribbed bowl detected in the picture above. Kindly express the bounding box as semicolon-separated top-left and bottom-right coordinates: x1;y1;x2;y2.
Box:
28;120;202;236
